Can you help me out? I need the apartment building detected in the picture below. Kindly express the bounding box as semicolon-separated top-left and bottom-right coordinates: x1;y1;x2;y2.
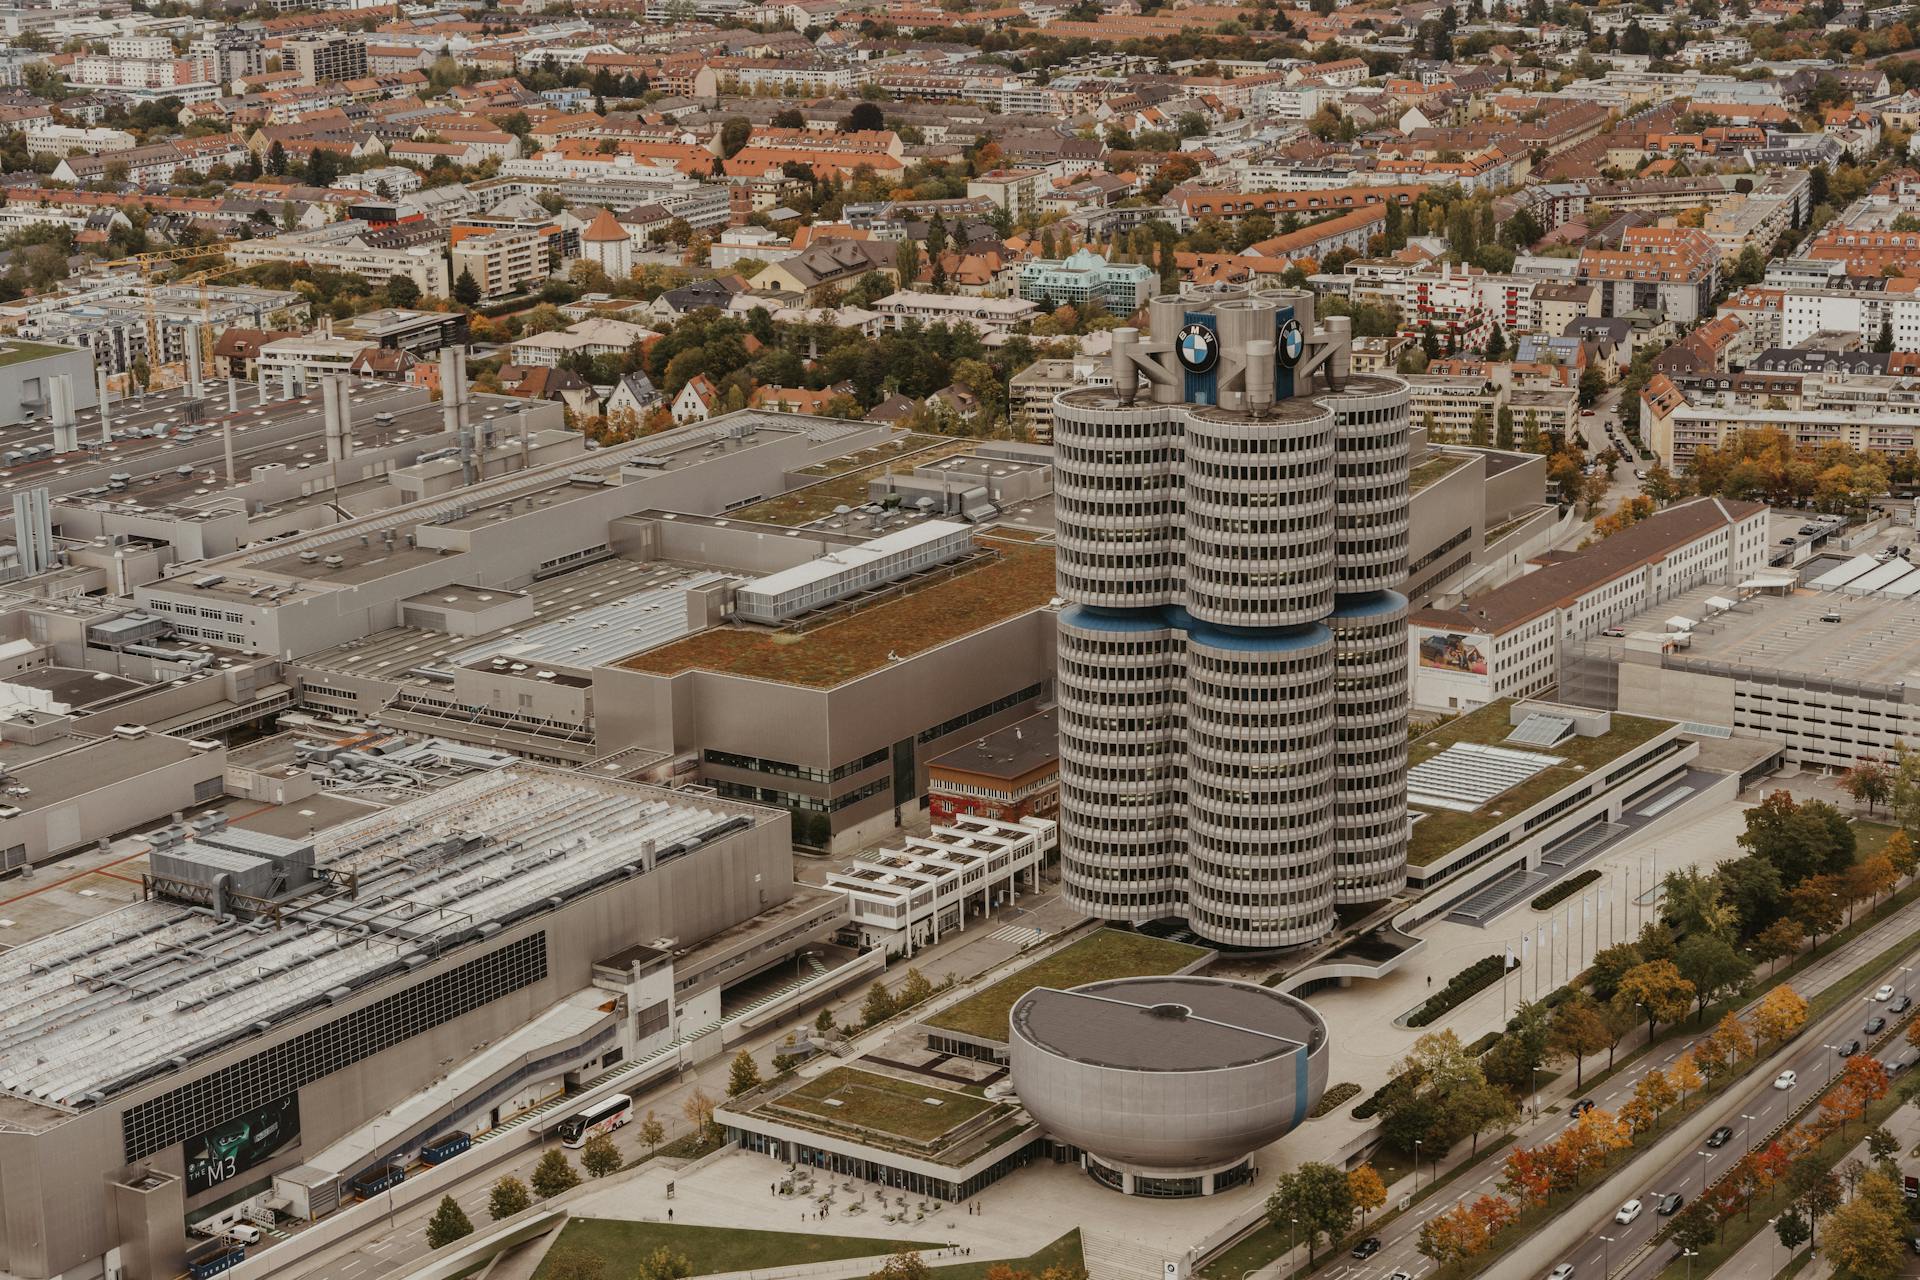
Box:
451;227;553;300
287;34;369;85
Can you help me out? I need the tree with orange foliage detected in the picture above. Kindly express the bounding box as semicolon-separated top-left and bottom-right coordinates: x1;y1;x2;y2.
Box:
1348;1164;1388;1223
1751;985;1809;1047
1634;1066;1677;1129
1669;1051;1704;1100
1500;1144;1554;1209
1847;854;1898;913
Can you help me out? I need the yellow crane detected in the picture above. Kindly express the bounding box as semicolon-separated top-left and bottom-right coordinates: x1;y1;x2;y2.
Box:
96;242;236;387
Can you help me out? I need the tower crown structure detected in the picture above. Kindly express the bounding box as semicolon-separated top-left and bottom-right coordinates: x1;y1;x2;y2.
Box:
1052;288;1412;948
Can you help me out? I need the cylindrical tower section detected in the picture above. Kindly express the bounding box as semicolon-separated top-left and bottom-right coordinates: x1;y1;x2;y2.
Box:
1181;400;1335;629
1323;374;1412;596
1051;389;1185;611
1329;591;1409;903
1056;605;1189;925
1183;620;1337;947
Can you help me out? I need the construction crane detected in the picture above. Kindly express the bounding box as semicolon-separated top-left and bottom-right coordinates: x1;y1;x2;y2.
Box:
173;260;269;384
95;242;236;384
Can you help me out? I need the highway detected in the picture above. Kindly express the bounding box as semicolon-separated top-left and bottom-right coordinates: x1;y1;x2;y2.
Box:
1584;951;1919;1280
1311;893;1920;1280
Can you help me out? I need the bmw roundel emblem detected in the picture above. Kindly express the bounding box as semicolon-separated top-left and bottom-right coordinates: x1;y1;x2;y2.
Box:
1278;317;1306;368
1176;321;1219;374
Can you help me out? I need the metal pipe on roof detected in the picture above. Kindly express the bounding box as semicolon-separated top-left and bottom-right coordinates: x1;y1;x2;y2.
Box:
98;366;112;443
335;373;354;459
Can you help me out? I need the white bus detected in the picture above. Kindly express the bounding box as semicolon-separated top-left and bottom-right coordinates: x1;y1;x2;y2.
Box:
556;1093;633;1148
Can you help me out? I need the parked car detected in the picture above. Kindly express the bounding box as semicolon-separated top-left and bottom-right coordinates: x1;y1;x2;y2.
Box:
1601;627;1626;638
1867;1016;1887;1035
1706;1125;1734;1148
226;1226;261;1246
1657;1193;1684;1217
1615;1200;1643;1224
1352;1238;1381;1259
1775;1070;1798;1089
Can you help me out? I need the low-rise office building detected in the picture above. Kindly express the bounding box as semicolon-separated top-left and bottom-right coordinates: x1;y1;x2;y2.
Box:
1410;496;1768;713
827;814;1057;957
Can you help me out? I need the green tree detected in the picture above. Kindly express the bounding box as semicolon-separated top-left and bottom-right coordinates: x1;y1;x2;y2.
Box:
488;1175;531;1220
867;1251;931;1280
530;1149;581;1199
307;148;340;188
1577;363;1607;408
1670;1201;1716;1256
896;968;935;1008
1265;1162;1356;1263
860;980;897;1027
727;1049;762;1097
1823;1170;1906;1278
581;1132;622;1178
1547;992;1612;1089
1775;1209;1811;1255
452;268;481;308
719;116;753;157
385;274;420;309
638;1111;666;1156
425;1195;473;1248
813;1006;838;1038
1674;933;1752;1022
637;1246;695;1280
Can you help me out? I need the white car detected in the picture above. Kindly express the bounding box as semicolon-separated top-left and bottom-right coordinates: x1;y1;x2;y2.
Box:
1775;1070;1798;1089
226;1225;261;1245
1615;1199;1643;1224
1875;985;1896;1001
1549;1267;1576;1280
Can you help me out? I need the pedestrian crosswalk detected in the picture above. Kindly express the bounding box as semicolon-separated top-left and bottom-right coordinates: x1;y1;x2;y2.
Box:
986;924;1046;946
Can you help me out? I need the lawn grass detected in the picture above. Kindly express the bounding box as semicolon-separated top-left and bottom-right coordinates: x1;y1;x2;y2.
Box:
773;1067;993;1142
924;928;1211;1041
1406;699;1672;866
1851;818;1899;861
727;435;971;526
620;539;1055;687
927;1230;1084;1280
532;1219;942;1278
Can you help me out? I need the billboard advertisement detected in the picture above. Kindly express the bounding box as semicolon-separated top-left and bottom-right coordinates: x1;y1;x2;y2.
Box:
1417;631;1488;676
184;1094;301;1196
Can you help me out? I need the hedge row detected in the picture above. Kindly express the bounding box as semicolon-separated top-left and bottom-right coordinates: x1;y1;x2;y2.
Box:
1310;1082;1361;1119
1531;869;1602;913
1406;953;1510;1028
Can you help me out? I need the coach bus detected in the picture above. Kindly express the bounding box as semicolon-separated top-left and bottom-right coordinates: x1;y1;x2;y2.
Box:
556;1093;632;1148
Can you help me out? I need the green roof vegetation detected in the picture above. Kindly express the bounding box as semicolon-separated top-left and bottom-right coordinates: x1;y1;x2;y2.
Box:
1407;700;1672;867
621;538;1055;688
930;1231;1084;1280
1409;453;1470;493
925;928;1211;1042
531;1219;941;1279
0;341;78;368
766;1067;995;1143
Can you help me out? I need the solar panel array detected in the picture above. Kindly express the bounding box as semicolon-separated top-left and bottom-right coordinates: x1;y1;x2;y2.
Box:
1505;713;1575;748
1408;742;1560;813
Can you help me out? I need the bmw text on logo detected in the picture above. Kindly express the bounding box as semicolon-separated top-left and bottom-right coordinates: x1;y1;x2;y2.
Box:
1278;318;1305;369
1177;321;1219;373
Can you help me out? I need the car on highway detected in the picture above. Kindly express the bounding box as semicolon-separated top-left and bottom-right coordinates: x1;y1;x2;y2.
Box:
1657;1193;1684;1216
1352;1238;1381;1259
1615;1199;1643;1224
1706;1125;1735;1148
1896;995;1915;1014
1388;1271;1413;1280
1838;1040;1862;1057
1570;1098;1597;1117
1548;1266;1575;1280
1875;985;1896;1001
1867;1016;1888;1035
1775;1070;1798;1089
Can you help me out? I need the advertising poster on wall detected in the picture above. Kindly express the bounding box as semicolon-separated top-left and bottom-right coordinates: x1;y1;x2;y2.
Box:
183;1094;301;1196
1417;631;1489;676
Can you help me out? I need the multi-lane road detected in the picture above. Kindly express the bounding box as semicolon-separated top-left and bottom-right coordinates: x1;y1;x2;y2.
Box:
1311;894;1920;1280
1552;951;1919;1280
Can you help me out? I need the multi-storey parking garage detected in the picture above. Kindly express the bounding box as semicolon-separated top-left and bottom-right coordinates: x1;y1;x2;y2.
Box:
1052;291;1411;948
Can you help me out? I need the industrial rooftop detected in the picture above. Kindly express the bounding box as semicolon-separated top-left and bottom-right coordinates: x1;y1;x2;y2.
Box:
0;769;773;1119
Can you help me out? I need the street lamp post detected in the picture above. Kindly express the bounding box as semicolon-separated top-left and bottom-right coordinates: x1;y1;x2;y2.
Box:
1901;964;1914;1002
1600;1233;1615;1277
1414;1140;1423;1192
1682;1248;1698;1280
1740;1113;1757;1152
1823;1045;1839;1086
1697;1150;1712;1195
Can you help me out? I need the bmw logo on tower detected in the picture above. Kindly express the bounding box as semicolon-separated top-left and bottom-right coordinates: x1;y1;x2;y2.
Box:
1278;317;1306;368
1176;320;1218;373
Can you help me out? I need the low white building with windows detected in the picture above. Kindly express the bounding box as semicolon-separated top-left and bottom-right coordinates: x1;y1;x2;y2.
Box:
827;815;1057;957
1410;496;1768;714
